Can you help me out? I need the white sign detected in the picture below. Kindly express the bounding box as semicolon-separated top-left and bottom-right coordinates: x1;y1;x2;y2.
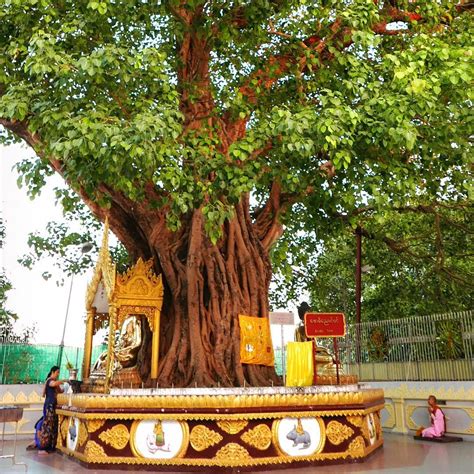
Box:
270;312;294;325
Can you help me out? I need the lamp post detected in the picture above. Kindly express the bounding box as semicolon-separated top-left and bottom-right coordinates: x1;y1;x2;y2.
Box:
355;227;362;364
354;227;374;365
57;242;93;368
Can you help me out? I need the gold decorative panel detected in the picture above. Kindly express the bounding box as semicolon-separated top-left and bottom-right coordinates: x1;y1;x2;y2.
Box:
116;258;163;301
77;421;88;449
406;404;474;435
87;419;106;433
84;440;107;460
28;391;43;403
382;403;396;429
348;436;365;457
99;424;130;450
346;415;363;427
326;420;354;445
56;416;64;448
374;412;382;439
217;420;248;434
60;417;69;443
214;443;251;462
240;424;272;450
190;425;223;451
1;392;14;404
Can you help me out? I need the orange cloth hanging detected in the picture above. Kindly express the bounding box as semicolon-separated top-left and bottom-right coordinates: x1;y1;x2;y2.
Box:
239;315;275;366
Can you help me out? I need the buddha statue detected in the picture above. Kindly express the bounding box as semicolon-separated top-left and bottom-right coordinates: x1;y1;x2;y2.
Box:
91;316;142;373
115;317;142;368
294;302;341;377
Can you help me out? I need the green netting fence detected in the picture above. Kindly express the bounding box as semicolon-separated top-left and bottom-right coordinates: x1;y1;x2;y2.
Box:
0;343;106;384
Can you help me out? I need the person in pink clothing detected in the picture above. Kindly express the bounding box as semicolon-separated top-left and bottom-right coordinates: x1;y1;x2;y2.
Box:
421;395;446;438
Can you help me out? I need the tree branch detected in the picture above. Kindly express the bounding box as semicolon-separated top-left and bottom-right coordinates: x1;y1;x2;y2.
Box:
0;117;160;260
253;182;284;251
358;226;474;287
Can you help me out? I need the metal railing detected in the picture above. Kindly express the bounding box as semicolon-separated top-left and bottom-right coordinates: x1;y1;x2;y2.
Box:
2;311;472;384
335;310;473;381
0;328;106;384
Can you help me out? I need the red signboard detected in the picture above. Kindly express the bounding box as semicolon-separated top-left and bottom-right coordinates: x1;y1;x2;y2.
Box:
304;313;346;338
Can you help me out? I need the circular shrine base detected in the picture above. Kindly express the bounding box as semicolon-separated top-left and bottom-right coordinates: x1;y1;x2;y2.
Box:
56;385;384;471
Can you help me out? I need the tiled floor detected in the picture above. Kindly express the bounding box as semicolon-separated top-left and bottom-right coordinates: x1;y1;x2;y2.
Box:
0;433;472;474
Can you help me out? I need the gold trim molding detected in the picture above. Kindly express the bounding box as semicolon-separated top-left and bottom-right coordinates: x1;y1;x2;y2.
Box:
58;389;384;411
57;405;385;422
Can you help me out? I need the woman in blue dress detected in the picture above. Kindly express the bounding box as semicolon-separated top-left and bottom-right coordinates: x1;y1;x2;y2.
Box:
34;365;66;454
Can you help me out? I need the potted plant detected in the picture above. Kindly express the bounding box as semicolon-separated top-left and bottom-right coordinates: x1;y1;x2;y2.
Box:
65;358;78;381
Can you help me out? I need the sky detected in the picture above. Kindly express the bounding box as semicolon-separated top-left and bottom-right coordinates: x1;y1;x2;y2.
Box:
1;142;298;350
1;142;93;346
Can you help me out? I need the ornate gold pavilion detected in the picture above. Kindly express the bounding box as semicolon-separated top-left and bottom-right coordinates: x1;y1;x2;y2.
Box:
82;221;163;390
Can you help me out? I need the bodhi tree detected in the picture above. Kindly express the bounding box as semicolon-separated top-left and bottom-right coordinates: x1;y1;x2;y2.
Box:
0;1;472;386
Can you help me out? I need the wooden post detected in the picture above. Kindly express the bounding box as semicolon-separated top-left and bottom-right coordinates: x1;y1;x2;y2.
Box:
151;309;161;383
82;307;96;380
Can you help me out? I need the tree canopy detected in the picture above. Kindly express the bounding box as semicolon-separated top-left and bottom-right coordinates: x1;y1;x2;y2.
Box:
1;0;472;386
274;203;473;322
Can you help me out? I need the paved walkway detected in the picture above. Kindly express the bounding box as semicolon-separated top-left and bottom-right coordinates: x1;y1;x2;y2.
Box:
0;433;472;473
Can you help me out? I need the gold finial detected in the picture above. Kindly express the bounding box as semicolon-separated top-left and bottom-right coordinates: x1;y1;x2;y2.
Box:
296;419;304;435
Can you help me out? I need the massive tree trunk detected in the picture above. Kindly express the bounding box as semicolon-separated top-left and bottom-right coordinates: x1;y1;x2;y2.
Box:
110;195;282;387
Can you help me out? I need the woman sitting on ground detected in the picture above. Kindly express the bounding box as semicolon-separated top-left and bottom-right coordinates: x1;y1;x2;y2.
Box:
416;395;446;438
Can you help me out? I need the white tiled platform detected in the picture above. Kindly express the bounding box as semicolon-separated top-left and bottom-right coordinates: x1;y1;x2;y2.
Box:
0;433;472;473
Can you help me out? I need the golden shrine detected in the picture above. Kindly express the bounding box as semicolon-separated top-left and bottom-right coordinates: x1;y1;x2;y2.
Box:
57;222;384;470
81;220;163;392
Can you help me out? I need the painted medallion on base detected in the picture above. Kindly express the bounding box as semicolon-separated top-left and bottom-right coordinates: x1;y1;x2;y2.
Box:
67;417;80;451
367;413;377;445
130;419;188;459
273;417;325;457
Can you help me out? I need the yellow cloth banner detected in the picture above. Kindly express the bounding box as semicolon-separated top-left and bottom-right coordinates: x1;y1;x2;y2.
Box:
285;341;314;387
239;315;274;366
